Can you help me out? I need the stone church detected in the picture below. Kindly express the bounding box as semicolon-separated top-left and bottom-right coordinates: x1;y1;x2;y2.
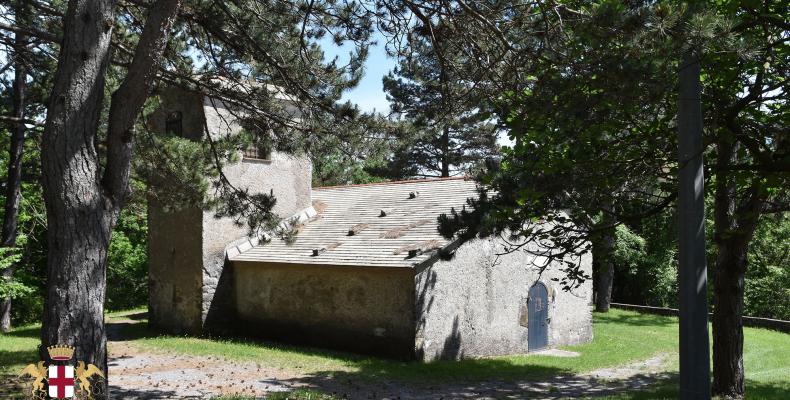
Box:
147;87;593;361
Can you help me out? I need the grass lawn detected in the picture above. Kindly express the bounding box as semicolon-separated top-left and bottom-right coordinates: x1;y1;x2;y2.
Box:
2;309;789;399
117;310;681;382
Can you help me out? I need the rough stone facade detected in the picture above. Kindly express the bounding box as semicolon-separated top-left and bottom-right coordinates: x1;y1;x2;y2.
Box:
148;87;312;334
233;261;415;357
148;204;204;334
415;237;593;361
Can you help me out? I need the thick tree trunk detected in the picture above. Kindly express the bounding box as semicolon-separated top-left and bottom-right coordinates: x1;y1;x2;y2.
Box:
712;241;747;398
1;0;29;333
594;227;615;312
40;0;116;377
40;1;180;397
711;140;763;399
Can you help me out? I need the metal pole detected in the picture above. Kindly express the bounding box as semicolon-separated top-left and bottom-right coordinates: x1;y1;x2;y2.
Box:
677;47;711;399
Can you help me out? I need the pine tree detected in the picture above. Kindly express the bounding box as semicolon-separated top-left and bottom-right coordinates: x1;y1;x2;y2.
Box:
383;31;497;178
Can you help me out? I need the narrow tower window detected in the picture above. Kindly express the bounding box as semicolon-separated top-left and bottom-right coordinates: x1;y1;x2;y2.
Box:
243;135;272;161
166;111;183;137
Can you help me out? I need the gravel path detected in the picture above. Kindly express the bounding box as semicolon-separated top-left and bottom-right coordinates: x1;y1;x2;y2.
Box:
106;320;672;399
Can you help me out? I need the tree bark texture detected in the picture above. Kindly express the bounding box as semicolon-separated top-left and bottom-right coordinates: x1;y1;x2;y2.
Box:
40;0;115;374
40;0;180;395
593;226;616;313
711;140;764;399
1;0;29;333
440;125;450;177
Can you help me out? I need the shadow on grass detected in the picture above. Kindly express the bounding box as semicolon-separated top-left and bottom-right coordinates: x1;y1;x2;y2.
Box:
289;369;675;399
0;349;41;400
119;311;148;321
747;379;790;400
0;348;40;366
107;386;182;399
0;374;28;400
594;311;677;328
2;325;40;339
596;376;790;400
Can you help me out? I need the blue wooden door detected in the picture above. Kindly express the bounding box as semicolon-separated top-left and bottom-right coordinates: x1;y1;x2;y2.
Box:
528;282;549;351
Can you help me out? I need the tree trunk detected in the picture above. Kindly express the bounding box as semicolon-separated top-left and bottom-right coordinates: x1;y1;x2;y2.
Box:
594;226;615;312
40;0;117;379
1;0;29;333
712;241;747;399
711;140;764;399
440;125;450;177
40;1;180;396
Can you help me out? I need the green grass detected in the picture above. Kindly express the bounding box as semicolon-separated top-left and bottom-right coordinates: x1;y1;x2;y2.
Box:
2;309;788;399
120;309;680;382
0;324;40;375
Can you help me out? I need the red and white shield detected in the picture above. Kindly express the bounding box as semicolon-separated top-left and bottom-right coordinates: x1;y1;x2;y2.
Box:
47;365;74;399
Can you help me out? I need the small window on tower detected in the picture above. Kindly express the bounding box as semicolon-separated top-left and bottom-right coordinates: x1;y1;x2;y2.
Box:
166;111;182;137
243;136;272;161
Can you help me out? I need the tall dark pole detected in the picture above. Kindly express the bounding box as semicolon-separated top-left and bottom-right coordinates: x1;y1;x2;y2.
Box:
677;46;711;398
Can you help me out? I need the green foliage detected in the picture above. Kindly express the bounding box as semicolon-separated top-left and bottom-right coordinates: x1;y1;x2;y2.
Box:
275;217;302;245
310;115;403;186
382;30;499;178
106;205;149;311
312;151;389;186
611;225;647;273
613;210;679;308
0;246;32;300
744;214;790;320
746;266;790;321
135;128;216;211
612;209;790;320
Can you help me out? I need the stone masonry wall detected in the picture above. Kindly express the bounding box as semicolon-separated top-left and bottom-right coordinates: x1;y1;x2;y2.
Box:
148;203;204;334
148;87;313;334
200;152;312;329
233;261;416;358
147;88;206;334
414;237;593;361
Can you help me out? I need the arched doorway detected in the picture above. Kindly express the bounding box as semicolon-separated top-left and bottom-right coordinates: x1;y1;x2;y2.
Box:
528;282;549;351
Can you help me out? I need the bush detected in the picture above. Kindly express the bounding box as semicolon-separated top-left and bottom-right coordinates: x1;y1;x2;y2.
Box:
614;208;789;320
106;205;148;311
612;210;678;308
743;213;790;320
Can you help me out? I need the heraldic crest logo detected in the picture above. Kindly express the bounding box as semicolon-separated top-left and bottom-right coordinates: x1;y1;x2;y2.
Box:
18;345;105;399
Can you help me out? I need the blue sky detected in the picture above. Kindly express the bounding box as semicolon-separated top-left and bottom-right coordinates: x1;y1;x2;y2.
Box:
325;35;395;114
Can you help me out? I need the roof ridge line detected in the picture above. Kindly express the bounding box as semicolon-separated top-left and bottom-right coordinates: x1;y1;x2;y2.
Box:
314;176;470;190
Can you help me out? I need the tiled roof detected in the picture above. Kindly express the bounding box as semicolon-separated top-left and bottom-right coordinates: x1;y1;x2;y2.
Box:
229;177;479;268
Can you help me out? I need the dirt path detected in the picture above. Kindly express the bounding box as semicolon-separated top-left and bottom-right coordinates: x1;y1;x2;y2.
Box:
107;320;672;399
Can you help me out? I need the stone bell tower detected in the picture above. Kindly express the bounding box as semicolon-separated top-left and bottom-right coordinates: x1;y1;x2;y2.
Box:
146;85;313;334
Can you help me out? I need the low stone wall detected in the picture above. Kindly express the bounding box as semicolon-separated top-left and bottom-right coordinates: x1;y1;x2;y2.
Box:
610;303;790;333
233;261;416;358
